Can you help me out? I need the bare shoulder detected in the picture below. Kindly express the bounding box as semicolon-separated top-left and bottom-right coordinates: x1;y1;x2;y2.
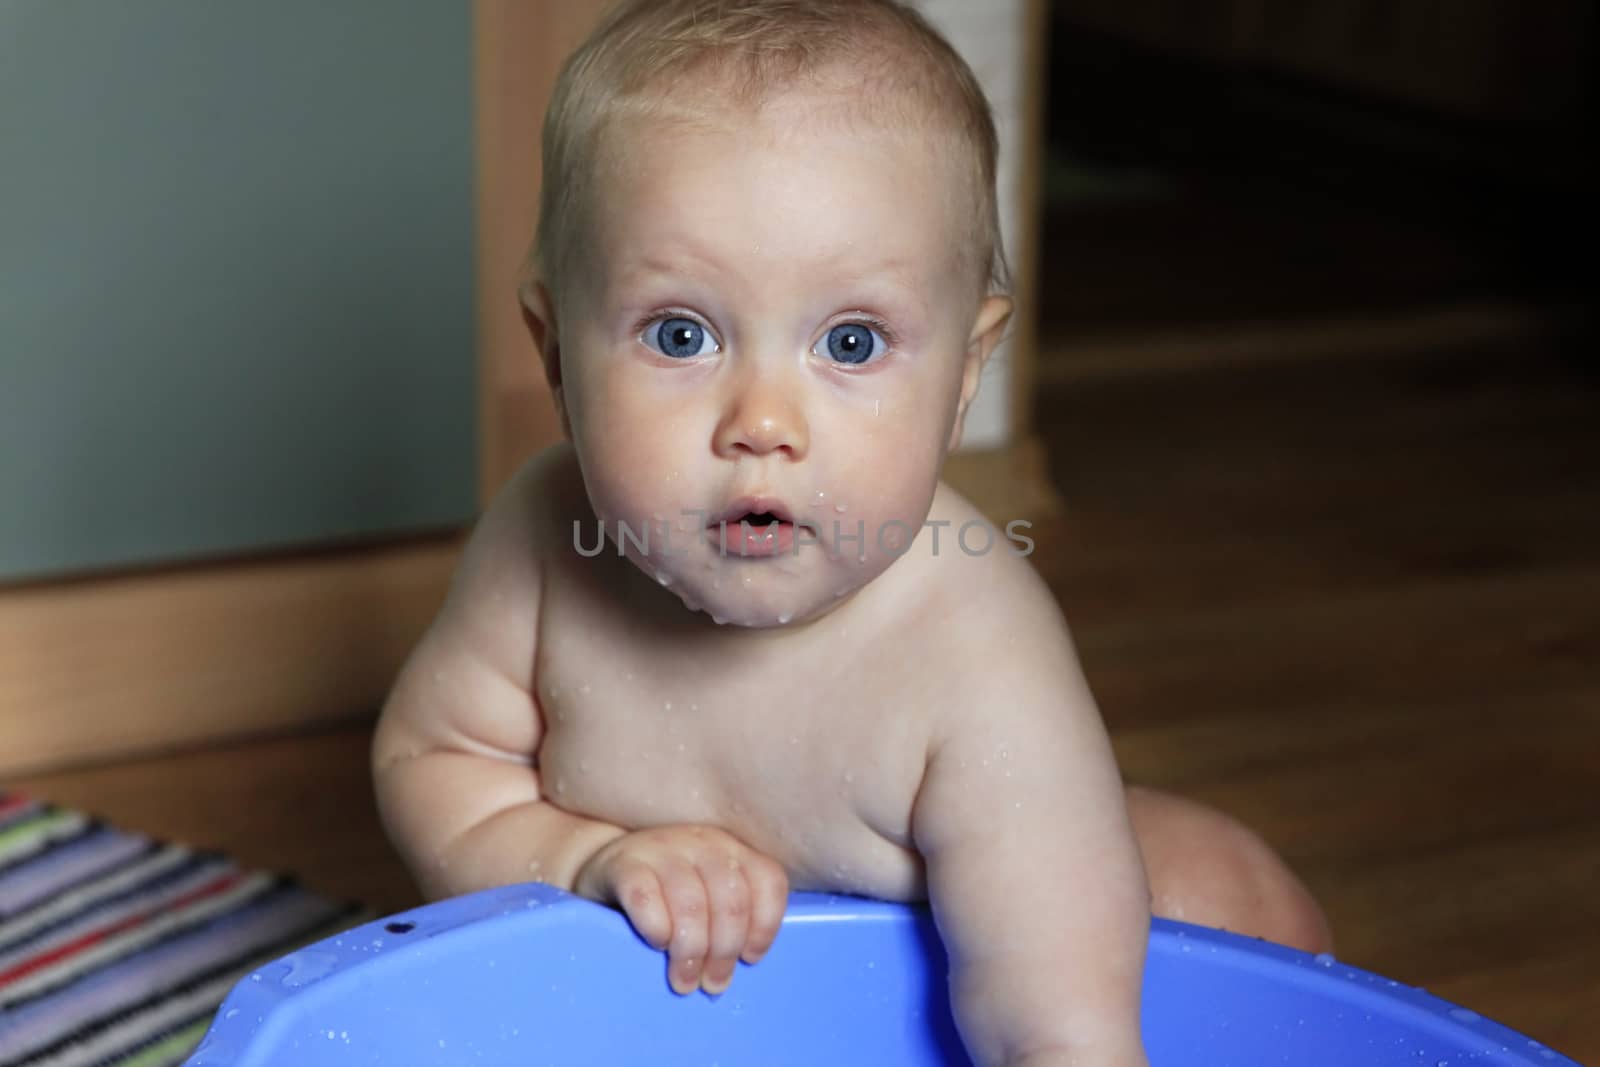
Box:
445;443;584;604
908;481;1096;742
379;445;581;741
914;480;1061;635
403;441;585;697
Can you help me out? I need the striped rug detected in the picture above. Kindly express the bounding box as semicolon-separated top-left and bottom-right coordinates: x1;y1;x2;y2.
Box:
0;792;367;1066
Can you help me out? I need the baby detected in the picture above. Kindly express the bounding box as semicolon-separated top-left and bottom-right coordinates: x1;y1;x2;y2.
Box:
374;2;1329;1064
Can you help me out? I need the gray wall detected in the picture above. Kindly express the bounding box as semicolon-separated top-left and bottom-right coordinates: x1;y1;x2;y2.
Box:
0;1;477;583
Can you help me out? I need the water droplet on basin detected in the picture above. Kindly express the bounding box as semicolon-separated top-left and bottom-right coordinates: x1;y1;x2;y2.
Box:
279;950;339;988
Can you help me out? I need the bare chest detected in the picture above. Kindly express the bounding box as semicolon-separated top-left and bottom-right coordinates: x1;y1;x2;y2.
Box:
532;602;931;899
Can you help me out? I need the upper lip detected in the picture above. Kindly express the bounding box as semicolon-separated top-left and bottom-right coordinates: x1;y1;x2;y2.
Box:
710;496;797;526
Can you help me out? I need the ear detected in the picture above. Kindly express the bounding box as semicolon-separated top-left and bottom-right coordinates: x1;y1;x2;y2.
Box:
947;294;1013;452
519;281;572;440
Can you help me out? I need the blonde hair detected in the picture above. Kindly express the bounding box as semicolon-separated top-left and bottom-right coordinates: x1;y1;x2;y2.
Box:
530;0;1010;301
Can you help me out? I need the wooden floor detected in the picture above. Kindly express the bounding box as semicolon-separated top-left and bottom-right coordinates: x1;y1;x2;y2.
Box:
1032;328;1599;1061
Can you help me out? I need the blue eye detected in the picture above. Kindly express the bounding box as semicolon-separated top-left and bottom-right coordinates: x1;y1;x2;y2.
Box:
643;316;718;359
816;322;886;365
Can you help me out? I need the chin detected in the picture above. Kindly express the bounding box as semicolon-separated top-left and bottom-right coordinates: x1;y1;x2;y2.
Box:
664;569;860;630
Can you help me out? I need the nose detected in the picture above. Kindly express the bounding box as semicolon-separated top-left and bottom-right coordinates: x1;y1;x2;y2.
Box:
712;365;809;461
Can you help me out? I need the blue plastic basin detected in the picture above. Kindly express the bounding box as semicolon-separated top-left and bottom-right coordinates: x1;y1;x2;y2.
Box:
184;884;1580;1066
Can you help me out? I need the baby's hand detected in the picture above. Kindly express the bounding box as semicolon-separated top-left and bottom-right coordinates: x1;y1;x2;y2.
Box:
574;824;788;995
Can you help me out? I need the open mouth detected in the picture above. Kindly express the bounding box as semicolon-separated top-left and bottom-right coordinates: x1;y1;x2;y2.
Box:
709;499;802;557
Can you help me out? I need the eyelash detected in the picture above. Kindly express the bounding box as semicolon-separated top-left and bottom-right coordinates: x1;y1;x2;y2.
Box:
630;310;901;354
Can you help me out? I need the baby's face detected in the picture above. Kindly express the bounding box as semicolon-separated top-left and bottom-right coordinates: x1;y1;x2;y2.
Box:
554;92;998;627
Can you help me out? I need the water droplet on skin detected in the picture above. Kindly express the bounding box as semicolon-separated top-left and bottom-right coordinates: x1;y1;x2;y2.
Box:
664;700;673;711
812;491;826;508
655;571;672;586
711;613;727;625
834;502;848;513
741;575;753;589
873;399;881;417
777;612;793;625
1315;952;1337;967
528;859;543;873
856;554;868;565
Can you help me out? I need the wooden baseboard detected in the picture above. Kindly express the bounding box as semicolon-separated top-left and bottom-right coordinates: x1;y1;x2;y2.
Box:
0;535;462;778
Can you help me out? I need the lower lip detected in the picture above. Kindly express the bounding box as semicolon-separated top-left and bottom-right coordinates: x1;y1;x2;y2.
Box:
709;520;798;557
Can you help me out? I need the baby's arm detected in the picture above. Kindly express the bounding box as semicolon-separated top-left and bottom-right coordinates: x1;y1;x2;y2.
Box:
372;453;786;993
372;455;625;899
912;577;1151;1067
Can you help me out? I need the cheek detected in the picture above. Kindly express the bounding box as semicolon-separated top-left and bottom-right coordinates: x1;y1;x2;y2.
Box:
808;401;947;545
831;365;957;474
567;362;697;517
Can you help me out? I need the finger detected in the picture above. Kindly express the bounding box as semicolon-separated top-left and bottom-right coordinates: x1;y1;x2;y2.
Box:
611;861;672;951
740;851;789;964
695;852;751;994
657;860;711;995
